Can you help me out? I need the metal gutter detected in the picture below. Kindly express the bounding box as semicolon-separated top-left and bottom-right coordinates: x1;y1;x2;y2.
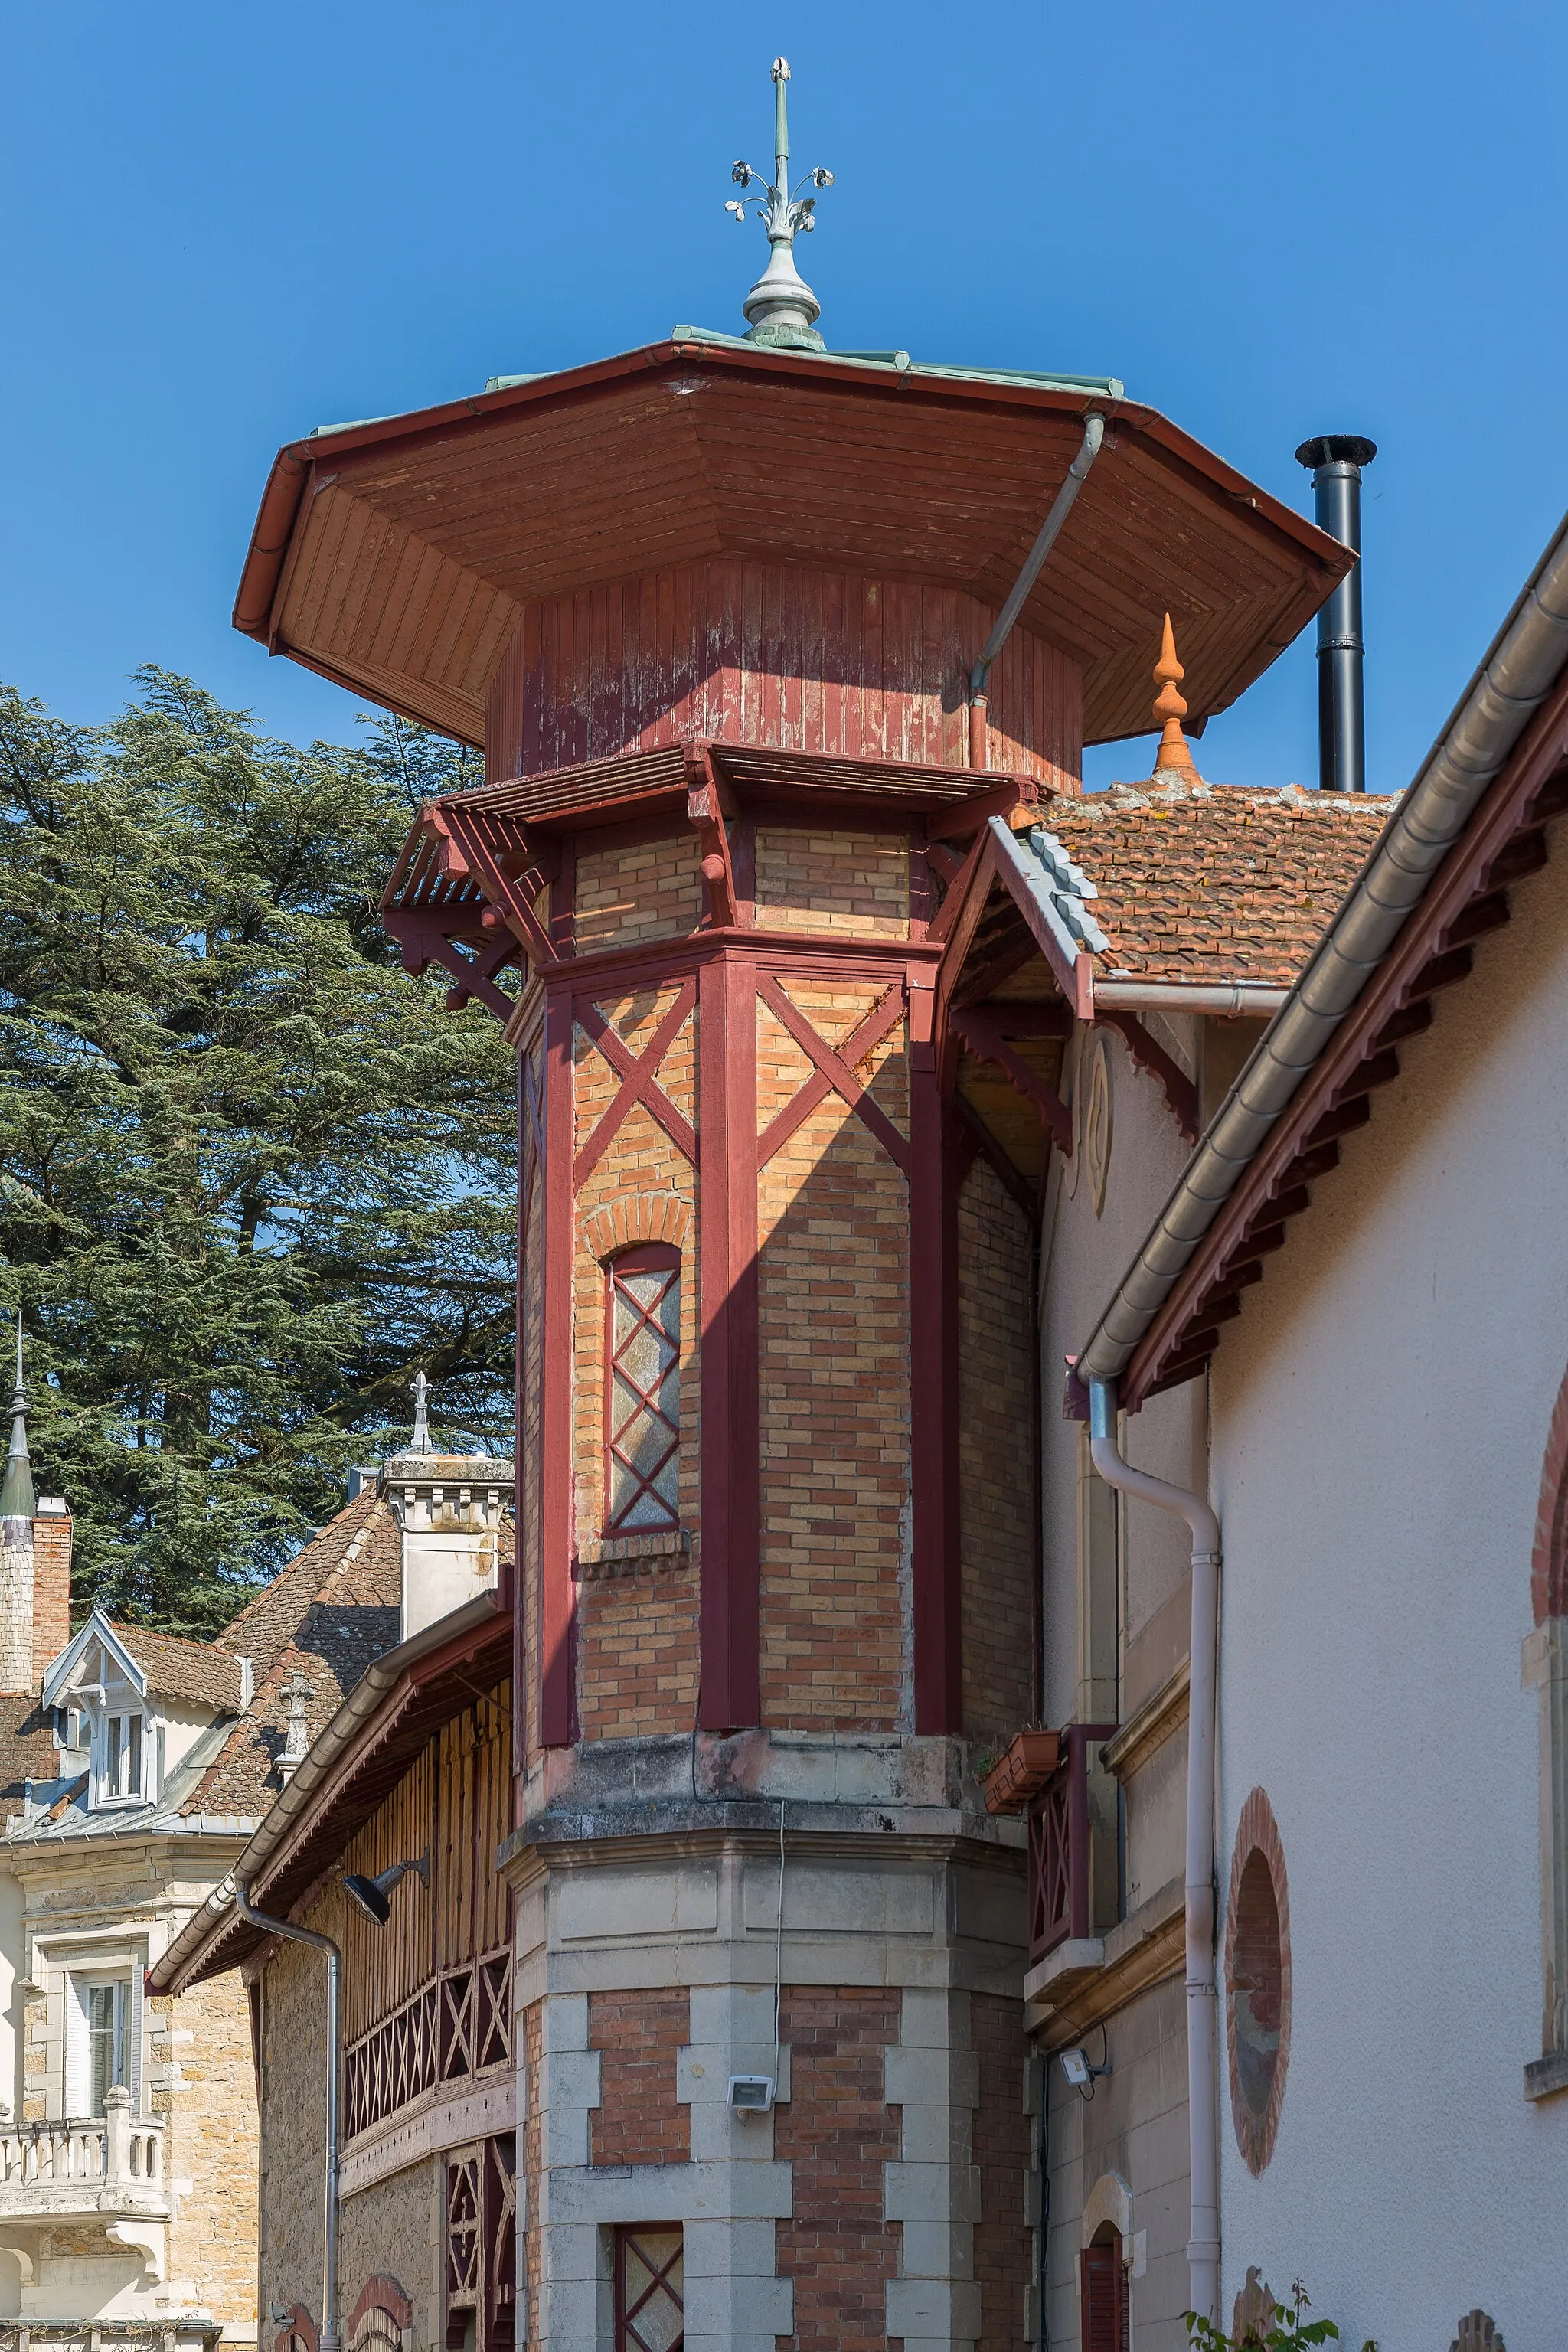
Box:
1093;982;1289;1018
1080;505;1568;1383
148;1591;506;1995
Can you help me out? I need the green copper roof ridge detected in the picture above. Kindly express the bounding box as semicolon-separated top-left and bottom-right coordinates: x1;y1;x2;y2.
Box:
670;324;1123;399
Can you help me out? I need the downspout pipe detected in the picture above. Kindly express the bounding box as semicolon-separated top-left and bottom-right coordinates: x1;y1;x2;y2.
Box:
1087;1377;1221;2326
237;1884;342;2352
969;413;1106;770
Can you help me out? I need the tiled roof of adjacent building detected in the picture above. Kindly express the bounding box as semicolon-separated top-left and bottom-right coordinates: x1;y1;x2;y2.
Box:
1052;779;1398;989
177;1485;401;1821
103;1622;247;1714
0;1694;63;1801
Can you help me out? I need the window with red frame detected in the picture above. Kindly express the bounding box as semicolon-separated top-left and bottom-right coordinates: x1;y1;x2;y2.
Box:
614;2226;682;2352
603;1243;681;1534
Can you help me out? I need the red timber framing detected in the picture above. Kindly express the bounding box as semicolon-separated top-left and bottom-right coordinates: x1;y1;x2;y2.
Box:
1120;667;1568;1408
698;952;760;1730
381;742;1059;1749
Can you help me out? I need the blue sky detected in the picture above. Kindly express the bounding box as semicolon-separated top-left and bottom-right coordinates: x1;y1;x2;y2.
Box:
4;0;1564;793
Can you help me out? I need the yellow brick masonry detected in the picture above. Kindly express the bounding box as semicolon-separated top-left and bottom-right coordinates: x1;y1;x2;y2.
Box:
571;991;700;1738
755;825;911;937
957;1155;1037;1738
574;833;702;952
757;981;911;1729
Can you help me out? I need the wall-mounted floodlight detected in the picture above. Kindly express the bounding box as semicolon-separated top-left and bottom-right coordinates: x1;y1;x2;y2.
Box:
344;1854;430;1927
728;2073;774;2114
1060;2046;1112;2090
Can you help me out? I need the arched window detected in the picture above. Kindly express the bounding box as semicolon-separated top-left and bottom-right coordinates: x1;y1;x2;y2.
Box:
603;1243;681;1534
1080;2223;1129;2352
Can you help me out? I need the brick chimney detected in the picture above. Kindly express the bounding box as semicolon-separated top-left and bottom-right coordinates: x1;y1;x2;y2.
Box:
0;1328;74;1696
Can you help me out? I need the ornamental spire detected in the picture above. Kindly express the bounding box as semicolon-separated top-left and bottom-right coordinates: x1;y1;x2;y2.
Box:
1;1318;34;1523
1151;614;1200;780
410;1369;433;1456
725;57;834;351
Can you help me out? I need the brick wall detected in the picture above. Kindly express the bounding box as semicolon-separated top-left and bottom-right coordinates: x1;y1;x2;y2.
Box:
956;1155;1037;1737
774;1986;901;2352
576;1562;699;1738
31;1511;70;1678
755;828;910;937
521;2001;541;2328
162;1968;260;2337
757;985;910;1730
589;1990;690;2164
571;987;700;1740
575;833;702;952
971;1991;1032;2352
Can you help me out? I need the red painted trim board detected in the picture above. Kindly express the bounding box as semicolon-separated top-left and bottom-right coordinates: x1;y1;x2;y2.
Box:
538;987;577;1748
697;951;761;1730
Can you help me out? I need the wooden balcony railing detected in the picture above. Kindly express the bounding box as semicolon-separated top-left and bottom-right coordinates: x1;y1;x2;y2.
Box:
345;1946;511;2142
1027;1723;1116;1965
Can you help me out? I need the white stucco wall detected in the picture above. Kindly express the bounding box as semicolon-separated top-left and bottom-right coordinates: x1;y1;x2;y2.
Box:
1209;840;1568;2348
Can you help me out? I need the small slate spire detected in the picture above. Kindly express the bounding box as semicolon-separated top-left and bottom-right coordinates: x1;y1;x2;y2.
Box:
725;57;834;351
1;1318;34;1522
1151;614;1200;780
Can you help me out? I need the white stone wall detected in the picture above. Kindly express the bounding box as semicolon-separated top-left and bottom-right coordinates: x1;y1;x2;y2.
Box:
1208;841;1568;2348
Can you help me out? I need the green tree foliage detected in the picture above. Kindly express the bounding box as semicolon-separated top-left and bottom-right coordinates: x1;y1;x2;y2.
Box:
0;669;514;1635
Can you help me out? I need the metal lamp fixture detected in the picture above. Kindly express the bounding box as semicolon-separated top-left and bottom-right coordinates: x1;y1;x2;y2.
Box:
343;1854;430;1927
1060;2043;1112;2091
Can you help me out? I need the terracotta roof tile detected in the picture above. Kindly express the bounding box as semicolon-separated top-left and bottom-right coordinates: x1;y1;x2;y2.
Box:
178;1493;402;1818
102;1623;247;1713
1050;780;1396;988
0;1695;59;1799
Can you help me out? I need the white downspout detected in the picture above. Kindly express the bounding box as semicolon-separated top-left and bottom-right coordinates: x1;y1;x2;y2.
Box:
1088;1377;1221;2325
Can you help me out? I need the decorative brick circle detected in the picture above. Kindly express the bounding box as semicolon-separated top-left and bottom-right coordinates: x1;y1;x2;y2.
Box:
582;1190;690;1266
1530;1361;1568;1623
1223;1785;1292;2176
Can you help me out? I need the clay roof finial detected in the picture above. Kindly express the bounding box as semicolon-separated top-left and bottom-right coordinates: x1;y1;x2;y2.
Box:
1152;613;1199;780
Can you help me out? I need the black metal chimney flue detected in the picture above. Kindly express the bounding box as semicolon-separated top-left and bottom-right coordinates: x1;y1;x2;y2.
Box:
1295;434;1377;792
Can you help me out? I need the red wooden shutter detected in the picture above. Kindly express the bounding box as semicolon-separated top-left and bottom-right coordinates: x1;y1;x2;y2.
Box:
1081;2233;1129;2352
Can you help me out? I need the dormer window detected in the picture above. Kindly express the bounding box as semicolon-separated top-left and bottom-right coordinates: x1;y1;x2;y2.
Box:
96;1710;145;1806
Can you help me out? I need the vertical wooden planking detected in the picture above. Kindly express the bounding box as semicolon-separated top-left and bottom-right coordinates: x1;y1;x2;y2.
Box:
509;564;1076;777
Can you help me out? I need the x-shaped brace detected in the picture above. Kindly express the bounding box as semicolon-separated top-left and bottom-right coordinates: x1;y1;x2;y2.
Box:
756;975;910;1176
573;980;698;1185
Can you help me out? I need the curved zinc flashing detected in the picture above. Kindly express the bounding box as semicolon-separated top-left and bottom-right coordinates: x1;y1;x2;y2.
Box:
1080;508;1568;1383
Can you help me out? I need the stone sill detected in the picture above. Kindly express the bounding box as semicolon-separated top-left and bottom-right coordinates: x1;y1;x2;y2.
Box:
0;2187;170;2220
1524;2048;1568;2101
1023;1938;1105;2006
575;1529;691;1579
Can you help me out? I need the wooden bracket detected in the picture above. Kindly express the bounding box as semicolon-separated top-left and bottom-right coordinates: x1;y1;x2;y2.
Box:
949;1004;1072;1155
684;745;741;929
1098;1011;1199;1142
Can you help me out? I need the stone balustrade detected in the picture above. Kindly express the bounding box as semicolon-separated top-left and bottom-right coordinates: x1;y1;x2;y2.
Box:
0;2089;166;2214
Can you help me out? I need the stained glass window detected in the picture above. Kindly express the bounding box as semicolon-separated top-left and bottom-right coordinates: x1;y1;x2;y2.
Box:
605;1244;681;1534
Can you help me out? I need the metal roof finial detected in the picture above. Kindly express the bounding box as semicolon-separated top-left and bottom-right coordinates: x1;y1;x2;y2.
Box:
1151;614;1200;780
725;57;834;351
1;1315;34;1522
